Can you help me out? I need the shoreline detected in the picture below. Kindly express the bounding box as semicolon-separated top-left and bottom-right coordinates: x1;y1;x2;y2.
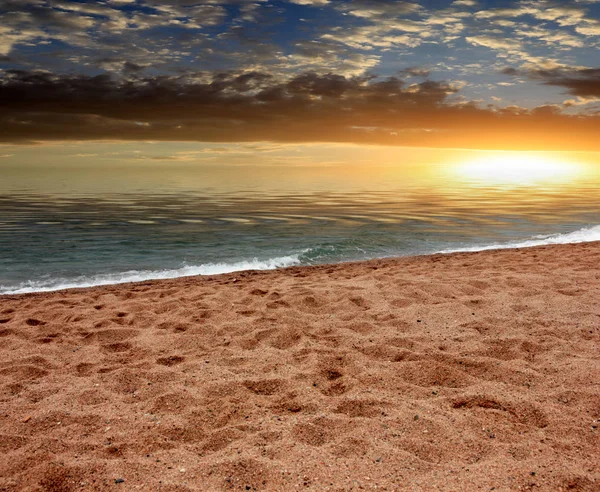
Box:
1;241;599;490
3;239;600;298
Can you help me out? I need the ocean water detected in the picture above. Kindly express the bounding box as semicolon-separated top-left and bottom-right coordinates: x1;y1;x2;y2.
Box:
1;159;599;294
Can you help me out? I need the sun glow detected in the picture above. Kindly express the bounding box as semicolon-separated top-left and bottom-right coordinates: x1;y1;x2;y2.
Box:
452;152;587;186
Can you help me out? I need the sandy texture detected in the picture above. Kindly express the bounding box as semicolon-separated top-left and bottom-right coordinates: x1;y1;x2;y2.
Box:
0;242;599;491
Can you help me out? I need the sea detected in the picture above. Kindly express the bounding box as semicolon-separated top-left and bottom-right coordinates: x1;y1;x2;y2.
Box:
1;157;599;295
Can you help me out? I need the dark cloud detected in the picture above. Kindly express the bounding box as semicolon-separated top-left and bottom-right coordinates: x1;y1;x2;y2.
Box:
0;69;455;118
123;61;146;74
503;66;600;98
1;3;96;31
500;67;520;76
537;68;600;98
1;69;599;150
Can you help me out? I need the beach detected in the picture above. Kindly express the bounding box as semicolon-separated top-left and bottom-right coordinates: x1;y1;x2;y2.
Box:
0;242;599;491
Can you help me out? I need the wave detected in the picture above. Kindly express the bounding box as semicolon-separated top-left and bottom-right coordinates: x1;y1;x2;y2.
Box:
0;253;306;295
439;224;600;254
2;225;598;295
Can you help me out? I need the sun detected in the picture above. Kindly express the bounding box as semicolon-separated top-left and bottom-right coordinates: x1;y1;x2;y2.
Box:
451;152;585;186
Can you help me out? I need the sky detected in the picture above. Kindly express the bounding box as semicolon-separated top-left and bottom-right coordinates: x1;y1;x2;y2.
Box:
0;0;600;157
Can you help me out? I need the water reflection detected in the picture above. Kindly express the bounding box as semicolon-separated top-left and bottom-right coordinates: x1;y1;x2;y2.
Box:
1;154;599;292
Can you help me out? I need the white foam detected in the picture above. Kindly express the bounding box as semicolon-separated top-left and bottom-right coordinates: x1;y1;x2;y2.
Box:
439;224;600;254
0;253;305;295
2;225;599;295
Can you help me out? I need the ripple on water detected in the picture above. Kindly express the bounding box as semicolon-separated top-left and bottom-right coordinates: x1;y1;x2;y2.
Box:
254;216;292;222
373;217;400;223
219;217;253;223
307;216;336;221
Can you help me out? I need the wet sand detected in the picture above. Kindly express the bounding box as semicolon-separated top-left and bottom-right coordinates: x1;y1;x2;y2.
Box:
0;242;599;491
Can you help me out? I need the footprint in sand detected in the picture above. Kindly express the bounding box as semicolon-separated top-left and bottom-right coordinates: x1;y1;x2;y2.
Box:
317;370;350;397
452;395;549;428
249;288;268;296
292;422;333;447
74;362;95;377
200;428;246;454
333;399;382;418
349;296;369;309
243;379;285;396
82;328;138;344
344;321;375;335
150;392;197;413
268;328;303;350
101;342;133;353
390;298;413;308
266;300;290;309
156;355;185;366
397;360;474;388
0;364;49;380
0;328;15;339
36;333;60;344
236;309;256;317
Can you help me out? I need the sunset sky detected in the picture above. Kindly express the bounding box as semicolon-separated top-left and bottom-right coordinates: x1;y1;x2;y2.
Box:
1;0;600;162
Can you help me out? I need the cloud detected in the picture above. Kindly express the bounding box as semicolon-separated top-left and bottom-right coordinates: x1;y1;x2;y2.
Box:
531;4;586;26
576;19;600;35
288;0;329;5
466;35;522;51
322;27;424;50
563;96;600;107
398;67;431;78
338;1;422;19
474;7;531;19
0;1;99;54
1;0;599;152
316;1;471;52
504;66;600;98
283;40;381;76
514;26;584;48
535;68;600;97
1;69;599;151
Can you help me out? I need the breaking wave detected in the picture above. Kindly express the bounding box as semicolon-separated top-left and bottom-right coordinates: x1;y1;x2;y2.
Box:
2;225;599;295
0;253;306;295
440;224;600;254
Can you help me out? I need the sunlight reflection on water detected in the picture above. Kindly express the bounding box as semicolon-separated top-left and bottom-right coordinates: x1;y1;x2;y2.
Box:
1;157;599;292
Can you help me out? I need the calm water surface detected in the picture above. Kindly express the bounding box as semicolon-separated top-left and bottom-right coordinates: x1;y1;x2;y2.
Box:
1;161;599;293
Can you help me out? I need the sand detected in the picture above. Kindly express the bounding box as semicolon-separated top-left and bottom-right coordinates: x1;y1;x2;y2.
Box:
0;242;599;491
